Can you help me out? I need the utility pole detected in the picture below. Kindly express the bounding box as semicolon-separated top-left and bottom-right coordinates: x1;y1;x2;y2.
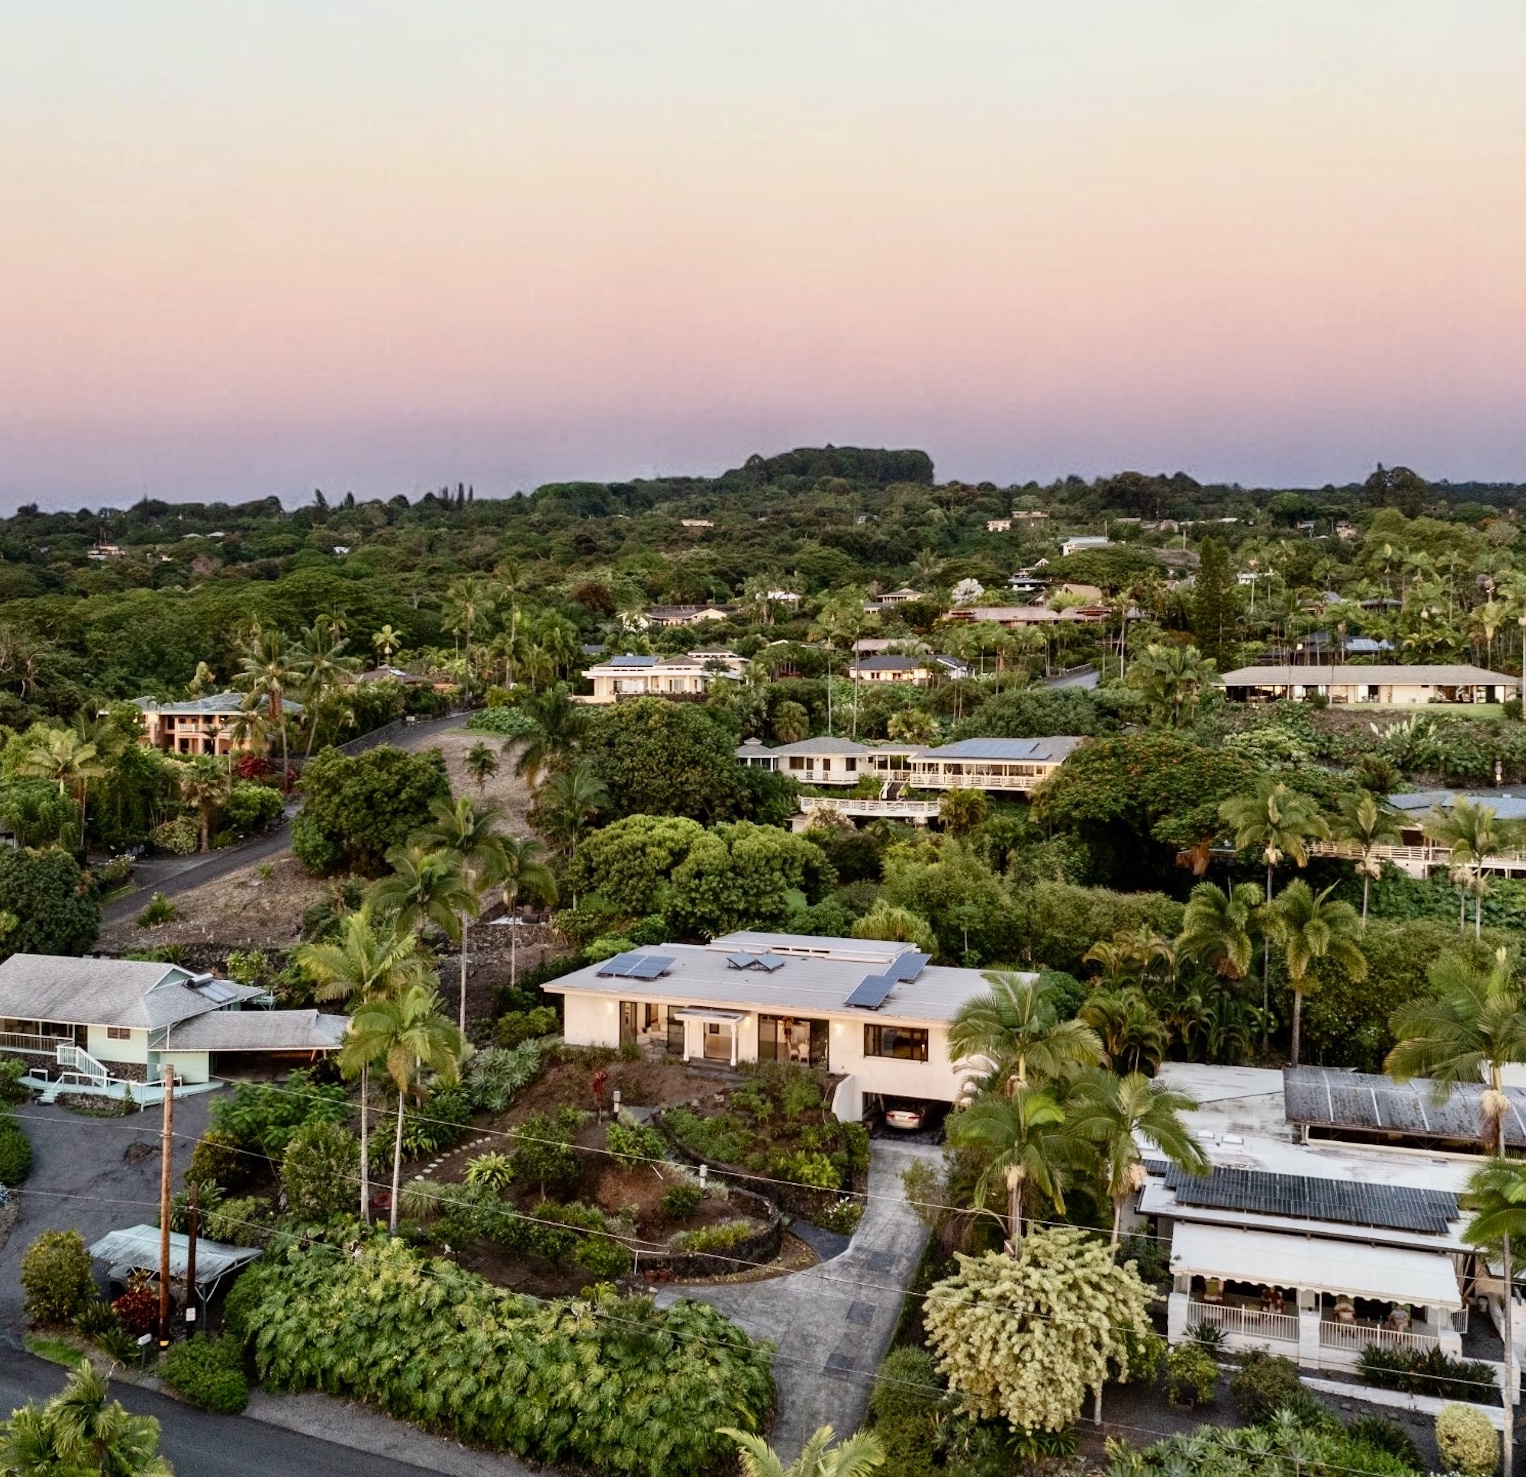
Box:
185;1179;198;1338
157;1067;175;1350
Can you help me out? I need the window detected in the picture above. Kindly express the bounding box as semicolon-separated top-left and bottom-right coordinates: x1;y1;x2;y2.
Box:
845;758;857;772
864;1025;928;1061
105;1026;131;1041
758;1015;828;1068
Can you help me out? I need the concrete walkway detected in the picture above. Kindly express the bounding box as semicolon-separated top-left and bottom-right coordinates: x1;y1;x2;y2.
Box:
659;1137;940;1456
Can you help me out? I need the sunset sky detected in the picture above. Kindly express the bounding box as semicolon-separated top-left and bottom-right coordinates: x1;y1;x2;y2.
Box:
4;2;1525;507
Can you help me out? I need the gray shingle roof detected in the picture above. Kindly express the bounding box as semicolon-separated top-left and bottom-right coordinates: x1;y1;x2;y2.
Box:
927;737;1082;762
164;1009;348;1052
0;954;262;1030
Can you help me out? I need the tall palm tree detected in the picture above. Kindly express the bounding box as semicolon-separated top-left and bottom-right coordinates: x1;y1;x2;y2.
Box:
18;726;107;849
499;834;558;990
1388;947;1526;1477
175;756;232;853
1220;778;1328;1047
809;589;868;738
218;701;270;772
291;618;361;761
948;972;1104;1095
537;761;608;860
1330;790;1403;926
444;575;488;687
295;908;429;1222
343;981;465;1234
1462;1156;1526;1432
368;843;475;943
1175;880;1262;980
512;686;588;786
946;1084;1091;1247
372;624;404;663
235;626;295;777
719;1424;885;1477
413;797;510;1033
0;1361;174;1476
1263;879;1366;1067
1124;643;1215;728
1424;797;1521;940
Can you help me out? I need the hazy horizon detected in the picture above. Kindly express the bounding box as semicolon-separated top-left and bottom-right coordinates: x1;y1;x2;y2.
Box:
5;2;1525;511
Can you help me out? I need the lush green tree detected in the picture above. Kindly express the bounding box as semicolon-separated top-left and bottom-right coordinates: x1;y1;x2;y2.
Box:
850;903;937;954
1125;644;1215;728
343;980;465;1234
0;782;79;850
878;839;1011;963
1005;880;1185;976
0;847;99;961
291;617;361;762
20;1230;95;1327
666;822;834;939
1264;879;1366;1066
280;1119;362;1222
567;813;706;916
923;1227;1155;1431
952;686;1110;741
949;971;1104;1097
583;698;748;823
292;745;450;875
1190;537;1239;665
938;787;988;837
719;1425;885;1477
1220;778;1328;903
221;778;283;838
0;1362;174;1475
235;626;296;775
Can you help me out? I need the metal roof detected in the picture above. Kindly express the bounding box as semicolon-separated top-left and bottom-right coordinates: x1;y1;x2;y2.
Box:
1220;664;1517;686
606;655;659;667
926;737;1083;762
89;1225;261;1287
1163;1163;1459;1235
1283;1066;1526;1148
163;1009;348;1053
1387;789;1526;821
0;955;261;1031
133;690;302;716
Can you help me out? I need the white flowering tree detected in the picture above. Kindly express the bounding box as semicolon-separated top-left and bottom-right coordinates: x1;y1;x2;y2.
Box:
923;1226;1156;1433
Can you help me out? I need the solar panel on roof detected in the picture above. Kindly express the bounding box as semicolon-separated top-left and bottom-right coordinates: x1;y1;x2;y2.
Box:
844;974;895;1010
755;954;786;972
726;952;755;970
625;955;672;980
596;951;644;978
1164;1164;1459;1236
886;951;930;982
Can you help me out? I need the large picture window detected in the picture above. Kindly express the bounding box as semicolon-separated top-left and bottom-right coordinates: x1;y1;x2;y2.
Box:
864;1025;928;1061
758;1015;828;1068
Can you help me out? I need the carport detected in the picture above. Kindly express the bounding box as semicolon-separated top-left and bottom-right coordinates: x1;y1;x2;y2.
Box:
89;1224;262;1308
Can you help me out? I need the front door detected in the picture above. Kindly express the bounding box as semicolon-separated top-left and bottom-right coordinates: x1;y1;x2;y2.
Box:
703;1021;731;1062
619;1001;637;1049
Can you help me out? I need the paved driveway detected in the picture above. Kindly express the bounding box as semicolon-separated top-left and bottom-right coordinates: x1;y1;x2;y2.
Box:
659;1137;940;1457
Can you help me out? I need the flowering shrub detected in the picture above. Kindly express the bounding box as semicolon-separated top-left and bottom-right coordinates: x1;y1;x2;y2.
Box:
1435;1402;1498;1477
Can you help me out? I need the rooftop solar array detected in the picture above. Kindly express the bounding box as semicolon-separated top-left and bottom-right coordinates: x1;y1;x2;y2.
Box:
1283;1066;1526;1149
726;953;787;972
844;974;896;1010
886;951;931;982
596;952;674;980
1163;1163;1460;1236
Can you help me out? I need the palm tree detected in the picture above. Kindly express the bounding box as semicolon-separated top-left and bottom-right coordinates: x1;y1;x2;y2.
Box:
218;701;270;772
719;1424;885;1477
945;1084;1091;1246
1077;990;1168;1076
291;618;361;761
175;755;232;853
343;981;466;1234
465;741;499;791
499;834;558;990
0;1361;174;1475
1263;879;1366;1067
235;626;295;777
1124;643;1215;727
414;797;510;1033
1388;947;1526;1477
1175;880;1262;980
1330;790;1403;926
372;624;404;663
948;972;1104;1096
810;589;869;738
512;686;587;786
368;843;475;943
295;908;429;1221
1424;797;1521;940
1462;1156;1526;1433
18;726;106;849
537;761;608;860
1220;777;1328;1048
444;575;488;686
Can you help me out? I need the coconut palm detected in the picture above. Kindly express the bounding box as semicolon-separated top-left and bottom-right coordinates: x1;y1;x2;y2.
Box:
343;980;466;1234
1175;880;1262;980
295;907;430;1222
948;972;1104;1096
810;588;869;738
719;1424;885;1477
369;843;475;945
16;726;106;851
291;618;361;761
1424;797;1522;939
175;755;232;853
465;741;499;791
414;797;510;1033
235;626;295;777
1330;790;1403;926
1461;1155;1526;1437
1388;947;1526;1476
512;686;588;786
444;575;489;685
499;834;558;990
945;1084;1092;1246
0;1361;174;1476
536;761;608;860
1263;879;1366;1067
372;624;405;663
218;701;270;771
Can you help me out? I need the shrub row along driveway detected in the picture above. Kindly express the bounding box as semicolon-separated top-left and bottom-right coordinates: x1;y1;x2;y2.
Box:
659;1137;940;1458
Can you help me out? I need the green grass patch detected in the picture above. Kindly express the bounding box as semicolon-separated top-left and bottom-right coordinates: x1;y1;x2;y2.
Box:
24;1334;86;1369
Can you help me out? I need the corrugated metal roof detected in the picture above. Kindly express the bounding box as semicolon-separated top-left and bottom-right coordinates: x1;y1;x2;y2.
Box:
1164;1163;1459;1235
1283;1066;1526;1148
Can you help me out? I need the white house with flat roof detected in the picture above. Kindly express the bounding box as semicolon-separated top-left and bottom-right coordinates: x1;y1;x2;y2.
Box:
1219;664;1519;706
544;932;1005;1120
0;954;347;1100
1143;1062;1517;1402
581;651;745;704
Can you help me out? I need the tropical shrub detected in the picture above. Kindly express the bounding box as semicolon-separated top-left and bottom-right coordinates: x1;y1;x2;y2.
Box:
769;1149;840;1189
923;1226;1155;1432
0;1113;33;1184
1347;1416;1424;1471
111;1280;160;1336
21;1231;95;1327
659;1181;703;1222
209;1068;348;1159
463;1152;514;1193
466;706;537;737
1435;1402;1498;1476
813;1197;865;1236
662;1107;750;1166
1359;1343;1499;1404
492;1008;559;1051
1118;1411;1423;1477
605;1117;665;1167
159;1334;250;1414
1164;1342;1218;1407
672;1220;753;1253
186;1129;247;1190
225;1238;773;1477
0;1058;29;1105
280;1119;362;1222
397;1085;473;1158
868;1345;947;1466
1230;1351;1312;1422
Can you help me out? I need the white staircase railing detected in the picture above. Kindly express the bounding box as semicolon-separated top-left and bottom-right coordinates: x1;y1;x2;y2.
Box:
55;1043;110;1087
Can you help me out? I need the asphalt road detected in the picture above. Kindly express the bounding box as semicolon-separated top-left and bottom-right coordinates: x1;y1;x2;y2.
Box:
0;1346;431;1477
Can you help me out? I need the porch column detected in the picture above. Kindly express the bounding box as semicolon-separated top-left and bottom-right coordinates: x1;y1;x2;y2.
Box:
681;1020;693;1062
1166;1287;1190;1344
729;1027;738;1068
1435;1306;1463;1358
1297;1289;1322;1369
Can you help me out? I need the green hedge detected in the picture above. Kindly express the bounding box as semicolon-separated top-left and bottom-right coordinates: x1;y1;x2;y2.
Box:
0;1113;33;1185
226;1238;773;1477
159;1335;249;1413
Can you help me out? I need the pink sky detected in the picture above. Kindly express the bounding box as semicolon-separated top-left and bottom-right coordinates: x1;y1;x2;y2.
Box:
3;3;1525;504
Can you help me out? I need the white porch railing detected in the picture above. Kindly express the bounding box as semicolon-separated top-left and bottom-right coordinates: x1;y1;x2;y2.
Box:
1186;1300;1298;1343
1318;1320;1441;1355
799;796;941;819
1309;839;1526;878
56;1043;109;1088
0;1031;72;1056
